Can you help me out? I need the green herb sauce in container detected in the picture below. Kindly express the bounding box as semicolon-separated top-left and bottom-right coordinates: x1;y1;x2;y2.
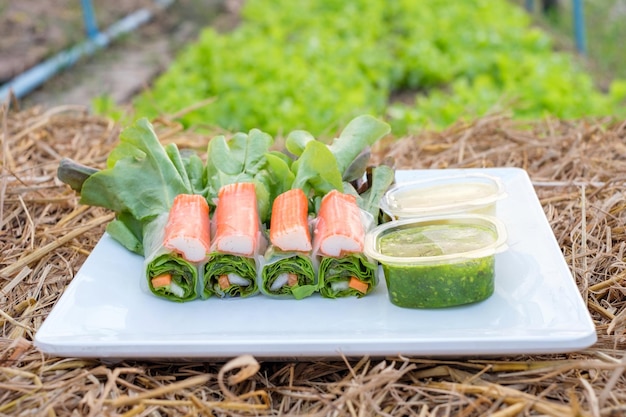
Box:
364;215;508;309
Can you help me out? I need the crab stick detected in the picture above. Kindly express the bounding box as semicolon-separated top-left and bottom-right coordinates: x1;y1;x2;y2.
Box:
163;194;211;262
213;182;260;256
203;182;262;298
143;202;204;302
313;190;378;298
313;190;365;257
259;189;317;299
269;188;312;252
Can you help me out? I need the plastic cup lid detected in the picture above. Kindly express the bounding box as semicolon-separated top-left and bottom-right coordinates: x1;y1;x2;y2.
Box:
364;214;508;265
380;173;507;218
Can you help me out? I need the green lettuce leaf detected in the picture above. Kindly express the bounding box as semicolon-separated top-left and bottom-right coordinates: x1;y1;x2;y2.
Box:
208;129;272;177
285;130;315;157
79;118;196;247
105;215;143;255
253;153;295;221
145;254;199;302
260;249;317;299
327;115;391;178
344;165;396;223
205;129;291;223
342;147;372;182
182;150;208;195
291;140;344;199
285;115;391;208
318;254;378;298
203;254;258;298
264;152;295;198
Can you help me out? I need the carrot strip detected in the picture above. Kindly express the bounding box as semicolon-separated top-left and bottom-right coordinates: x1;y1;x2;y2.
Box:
218;274;231;290
269;188;312;252
214;183;259;256
287;273;299;287
313;190;365;257
163;194;211;262
348;276;369;294
151;274;172;288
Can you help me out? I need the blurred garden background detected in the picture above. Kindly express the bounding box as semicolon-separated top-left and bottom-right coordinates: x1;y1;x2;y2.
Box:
1;0;624;137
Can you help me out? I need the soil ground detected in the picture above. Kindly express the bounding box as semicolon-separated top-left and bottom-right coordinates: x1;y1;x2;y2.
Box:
0;0;235;109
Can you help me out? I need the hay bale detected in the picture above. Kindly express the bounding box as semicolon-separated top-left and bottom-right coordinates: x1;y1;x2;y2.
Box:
2;104;626;416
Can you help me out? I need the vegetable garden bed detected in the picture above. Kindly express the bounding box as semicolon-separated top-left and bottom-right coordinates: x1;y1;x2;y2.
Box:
2;104;626;416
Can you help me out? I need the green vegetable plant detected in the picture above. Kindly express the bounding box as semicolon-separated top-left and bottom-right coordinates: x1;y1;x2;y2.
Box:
204;128;284;222
57;115;394;255
58;118;203;254
129;0;626;138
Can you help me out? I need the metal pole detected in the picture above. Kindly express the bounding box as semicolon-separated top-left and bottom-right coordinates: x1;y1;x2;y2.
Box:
81;0;100;39
572;0;587;55
525;0;534;12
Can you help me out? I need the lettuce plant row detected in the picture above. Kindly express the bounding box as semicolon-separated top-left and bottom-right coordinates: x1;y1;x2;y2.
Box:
132;0;626;137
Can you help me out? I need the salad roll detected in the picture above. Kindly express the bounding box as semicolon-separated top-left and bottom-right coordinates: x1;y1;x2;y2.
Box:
259;189;317;299
313;190;377;298
144;194;210;302
203;182;263;298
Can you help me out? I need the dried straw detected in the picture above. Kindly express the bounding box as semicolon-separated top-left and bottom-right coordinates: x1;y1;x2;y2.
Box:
2;103;626;416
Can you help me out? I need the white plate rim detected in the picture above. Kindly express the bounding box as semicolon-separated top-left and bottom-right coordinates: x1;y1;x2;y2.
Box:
34;167;597;359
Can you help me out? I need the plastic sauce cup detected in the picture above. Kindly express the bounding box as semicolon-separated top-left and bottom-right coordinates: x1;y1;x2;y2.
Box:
364;214;508;309
380;173;506;219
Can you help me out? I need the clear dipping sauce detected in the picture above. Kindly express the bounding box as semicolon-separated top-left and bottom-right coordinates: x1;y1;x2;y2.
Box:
381;174;506;219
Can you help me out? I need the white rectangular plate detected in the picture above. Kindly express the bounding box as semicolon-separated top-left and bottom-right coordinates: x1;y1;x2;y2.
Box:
35;168;597;359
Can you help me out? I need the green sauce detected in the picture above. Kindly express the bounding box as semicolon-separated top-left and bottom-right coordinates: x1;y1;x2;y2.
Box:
379;223;496;308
